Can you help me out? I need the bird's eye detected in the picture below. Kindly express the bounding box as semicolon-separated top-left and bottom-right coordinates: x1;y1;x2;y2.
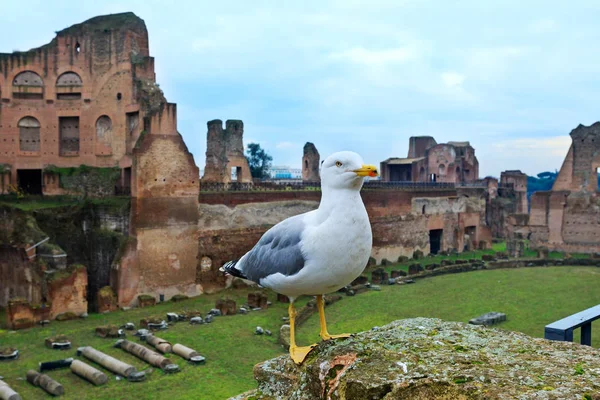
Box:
335;161;342;167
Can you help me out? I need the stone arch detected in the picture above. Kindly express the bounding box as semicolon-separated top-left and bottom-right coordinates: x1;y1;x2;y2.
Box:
56;72;83;86
95;115;112;146
438;164;446;175
13;71;43;86
56;72;82;100
18;116;41;152
13;71;43;99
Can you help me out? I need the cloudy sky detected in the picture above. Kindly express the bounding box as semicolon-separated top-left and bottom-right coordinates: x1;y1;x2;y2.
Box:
2;1;599;177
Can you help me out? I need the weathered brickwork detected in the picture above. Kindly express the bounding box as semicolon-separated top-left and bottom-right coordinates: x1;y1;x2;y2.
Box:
0;12;165;195
380;136;479;183
197;187;491;287
488;170;529;238
201;119;252;184
530;122;600;253
302;142;320;182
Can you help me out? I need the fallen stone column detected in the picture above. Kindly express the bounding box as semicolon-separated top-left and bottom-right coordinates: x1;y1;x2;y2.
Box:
79;346;136;377
115;340;172;369
0;379;21;400
70;360;108;386
172;344;205;364
26;370;64;396
146;335;172;354
39;358;73;372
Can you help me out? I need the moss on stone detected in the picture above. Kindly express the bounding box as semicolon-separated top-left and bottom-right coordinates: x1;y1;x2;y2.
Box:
171;294;189;302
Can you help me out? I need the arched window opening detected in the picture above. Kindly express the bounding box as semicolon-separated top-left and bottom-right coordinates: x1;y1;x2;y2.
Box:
18;117;41;152
422;205;426;215
438;164;446;175
56;72;82;100
75;42;81;54
12;71;44;99
96;115;112;147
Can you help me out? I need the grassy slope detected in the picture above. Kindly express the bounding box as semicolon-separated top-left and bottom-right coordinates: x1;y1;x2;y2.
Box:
298;266;600;348
1;267;599;399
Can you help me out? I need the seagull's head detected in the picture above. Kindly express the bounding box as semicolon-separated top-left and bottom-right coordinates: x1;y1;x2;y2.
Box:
320;151;379;190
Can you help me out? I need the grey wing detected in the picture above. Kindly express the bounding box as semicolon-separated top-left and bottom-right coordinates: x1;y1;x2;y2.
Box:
240;214;307;283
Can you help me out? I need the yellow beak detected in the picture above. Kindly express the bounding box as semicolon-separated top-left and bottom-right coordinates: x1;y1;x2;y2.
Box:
353;164;379;177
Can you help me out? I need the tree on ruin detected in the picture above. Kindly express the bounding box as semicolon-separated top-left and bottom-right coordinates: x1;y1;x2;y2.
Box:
246;143;273;179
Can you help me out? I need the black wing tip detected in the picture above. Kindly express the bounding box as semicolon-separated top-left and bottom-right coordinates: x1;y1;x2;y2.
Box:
220;260;247;279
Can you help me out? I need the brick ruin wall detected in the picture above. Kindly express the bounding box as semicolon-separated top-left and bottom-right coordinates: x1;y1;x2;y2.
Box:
0;12;160;195
529;123;600;253
115;126;201;307
302;142;320;181
202;119;252;184
197;188;492;282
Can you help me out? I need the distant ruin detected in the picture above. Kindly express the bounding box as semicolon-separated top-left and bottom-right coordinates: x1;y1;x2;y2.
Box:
380;136;479;183
201;119;252;185
529;122;600;253
302;142;320;182
0;13;202;317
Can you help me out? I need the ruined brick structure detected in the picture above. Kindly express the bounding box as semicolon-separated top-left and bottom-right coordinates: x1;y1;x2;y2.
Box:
380;136;479;183
501;170;528;214
0;12;166;195
201;119;252;184
1;13;202;311
302;142;320;181
487;170;529;238
530;122;600;253
197;187;492;284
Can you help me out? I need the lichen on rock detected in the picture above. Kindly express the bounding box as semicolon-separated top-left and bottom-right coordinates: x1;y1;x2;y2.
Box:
231;318;600;399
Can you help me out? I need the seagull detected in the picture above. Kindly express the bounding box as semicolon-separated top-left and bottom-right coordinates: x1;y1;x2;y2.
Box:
221;151;378;364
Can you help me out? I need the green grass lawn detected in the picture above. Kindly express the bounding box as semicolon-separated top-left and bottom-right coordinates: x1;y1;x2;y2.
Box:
1;266;600;399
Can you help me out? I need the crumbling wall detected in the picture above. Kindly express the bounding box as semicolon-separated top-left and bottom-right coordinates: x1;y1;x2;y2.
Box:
530;122;600;253
47;265;88;318
302;142;320;182
501;170;528;214
34;202;129;312
117;108;202;307
201;119;252;184
0;12;152;194
0;246;42;308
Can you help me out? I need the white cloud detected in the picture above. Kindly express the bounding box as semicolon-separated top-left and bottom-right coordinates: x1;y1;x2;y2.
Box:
276;141;298;149
494;136;571;157
441;72;465;88
329;46;418;66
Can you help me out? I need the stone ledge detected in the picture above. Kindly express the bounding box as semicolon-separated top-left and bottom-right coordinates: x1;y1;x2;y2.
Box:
232;318;600;400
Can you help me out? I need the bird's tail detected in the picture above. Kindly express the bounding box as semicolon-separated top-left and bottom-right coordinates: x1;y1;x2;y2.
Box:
220;260;247;279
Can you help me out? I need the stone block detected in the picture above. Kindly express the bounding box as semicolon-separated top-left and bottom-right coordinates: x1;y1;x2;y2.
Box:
390;270;407;278
469;312;507;326
54;312;78;321
215;298;237;316
371;268;389;284
138;295;156;308
408;264;423;275
248;292;268;309
412;250;424;260
97;286;117;313
397;256;409;263
481;255;495;262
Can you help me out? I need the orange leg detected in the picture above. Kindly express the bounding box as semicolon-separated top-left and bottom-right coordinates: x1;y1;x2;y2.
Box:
317;295;351;341
288;302;316;364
